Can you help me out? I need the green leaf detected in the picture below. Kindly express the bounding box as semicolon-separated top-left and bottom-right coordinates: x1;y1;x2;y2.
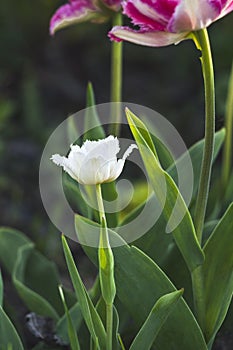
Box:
13;242;59;320
0;270;3;307
63;172;93;218
167;128;225;200
203;203;233;344
56;302;82;343
114;246;207;350
0;228;74;320
56;278;101;343
129;290;183;350
126;108;204;272
76;217;207;350
0;227;29;274
83;82;105;141
67;113;80;145
59;285;80;350
62;235;106;349
119;130;225;307
0;277;24;350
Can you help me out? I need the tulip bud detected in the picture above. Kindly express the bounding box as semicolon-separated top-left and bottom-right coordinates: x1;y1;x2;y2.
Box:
98;218;116;305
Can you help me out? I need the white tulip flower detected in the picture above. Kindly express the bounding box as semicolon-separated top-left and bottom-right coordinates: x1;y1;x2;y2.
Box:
51;135;137;185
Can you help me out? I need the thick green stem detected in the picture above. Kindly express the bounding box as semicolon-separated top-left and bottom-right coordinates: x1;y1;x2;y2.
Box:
222;61;233;192
191;28;215;337
106;303;113;350
110;12;123;136
193;28;215;244
191;266;206;334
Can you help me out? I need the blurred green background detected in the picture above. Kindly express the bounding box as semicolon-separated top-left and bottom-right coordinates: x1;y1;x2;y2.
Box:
0;0;232;264
0;1;232;348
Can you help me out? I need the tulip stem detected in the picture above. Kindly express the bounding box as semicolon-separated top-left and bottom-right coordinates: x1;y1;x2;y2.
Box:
191;28;215;337
96;184;115;350
221;61;233;193
192;28;215;244
96;183;106;223
106;303;113;350
110;12;123;136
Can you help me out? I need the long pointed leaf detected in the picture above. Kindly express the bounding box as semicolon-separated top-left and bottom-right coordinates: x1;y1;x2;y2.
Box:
0;270;3;307
126;108;204;272
0;306;24;350
203;203;233;344
59;285;80;350
84;82;105;141
129;290;183;350
62;235;106;349
0;276;24;350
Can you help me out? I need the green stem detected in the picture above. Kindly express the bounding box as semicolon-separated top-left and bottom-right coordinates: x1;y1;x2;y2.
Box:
110;12;123;136
106;303;113;350
191;266;206;334
96;184;114;350
192;28;215;244
191;28;215;336
221;61;233;192
96;183;106;223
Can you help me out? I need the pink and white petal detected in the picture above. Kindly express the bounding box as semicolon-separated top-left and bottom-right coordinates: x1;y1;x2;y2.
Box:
217;0;233;18
122;0;169;30
50;0;99;35
109;26;189;47
168;0;221;32
103;0;122;11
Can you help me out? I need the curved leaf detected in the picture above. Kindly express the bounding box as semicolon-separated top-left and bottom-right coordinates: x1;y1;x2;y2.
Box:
0;273;24;350
129;290;183;350
59;286;80;350
0;270;3;307
167;128;225;200
62;235;106;349
0;306;24;350
203;203;233;344
13;243;59;320
0;228;74;320
126;108;204;272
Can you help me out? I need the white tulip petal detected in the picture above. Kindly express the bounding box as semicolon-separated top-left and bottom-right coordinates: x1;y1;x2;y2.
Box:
51;136;138;185
82;135;119;158
122;144;138;161
109;159;125;181
51;154;79;182
78;156;111;184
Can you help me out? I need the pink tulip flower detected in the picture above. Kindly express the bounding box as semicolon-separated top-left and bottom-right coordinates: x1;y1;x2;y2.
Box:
50;0;122;35
109;0;233;46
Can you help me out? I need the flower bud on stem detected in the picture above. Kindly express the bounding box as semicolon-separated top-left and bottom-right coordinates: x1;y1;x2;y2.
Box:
96;183;116;350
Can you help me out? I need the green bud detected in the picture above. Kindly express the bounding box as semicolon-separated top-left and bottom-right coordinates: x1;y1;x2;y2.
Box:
98;218;116;305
